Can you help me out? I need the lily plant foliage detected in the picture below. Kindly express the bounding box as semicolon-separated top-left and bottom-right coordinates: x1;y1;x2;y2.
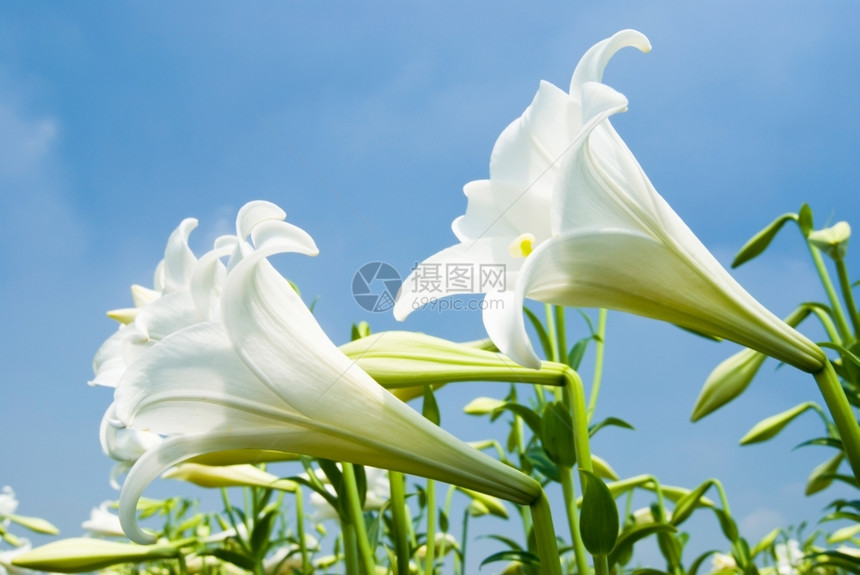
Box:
393;29;824;374
92;201;540;544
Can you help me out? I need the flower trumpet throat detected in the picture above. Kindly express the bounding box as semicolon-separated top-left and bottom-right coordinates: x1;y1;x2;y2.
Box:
92;201;543;544
393;29;825;375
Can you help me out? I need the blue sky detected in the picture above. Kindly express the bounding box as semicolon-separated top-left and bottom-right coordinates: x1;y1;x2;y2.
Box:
1;0;859;567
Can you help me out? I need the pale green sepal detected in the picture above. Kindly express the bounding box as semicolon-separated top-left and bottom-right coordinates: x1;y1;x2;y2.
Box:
464;397;507;415
163;462;298;492
806;452;844;495
739;402;820;445
5;514;60;535
808;222;851;261
732;213;798;268
692;306;812;421
691;349;766;422
11;537;188;573
339;331;568;388
456;487;508;519
591;454;619;481
827;523;860;544
750;527;782;558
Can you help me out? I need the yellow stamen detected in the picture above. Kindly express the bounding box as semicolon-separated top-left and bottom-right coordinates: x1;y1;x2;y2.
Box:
508;233;536;258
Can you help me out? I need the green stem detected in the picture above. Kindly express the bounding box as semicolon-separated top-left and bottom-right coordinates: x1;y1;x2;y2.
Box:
529;490;563;575
587;309;608;422
295;486;310;574
389;471;411;575
342;463;376;575
342;522;360;575
555;305;568;366
836;258;860;338
594;554;610;575
563;369;594;474
424;479;437;575
546;303;560;363
814;361;860;483
808;243;852;342
560;465;590;575
458;509;471;575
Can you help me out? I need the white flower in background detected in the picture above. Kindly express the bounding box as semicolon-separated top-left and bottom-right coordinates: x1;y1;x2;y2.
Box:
82;501;125;538
0;486;18;520
309;466;390;522
709;552;737;573
774;539;802;575
99;201;540;544
394;29;824;374
0;540;31;575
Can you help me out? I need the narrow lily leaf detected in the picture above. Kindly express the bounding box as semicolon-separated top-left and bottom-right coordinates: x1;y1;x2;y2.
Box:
11;538;184;573
713;509;739;543
523;306;553;361
794;437;843;451
589;416;635;437
732;213;798;268
203;549;256;571
827;523;860;544
479;549;541;568
495;403;542;436
750;527;782;558
670;479;715;527
808;551;860;574
687;550;721;575
5;514;60;535
580;470;619;556
422;385;441;426
633;569;674;575
591;454;619;481
739;402;819;445
820;342;860;367
608;523;677;569
568;337;590;370
806;452;845;495
798;203;814;237
524;445;560;483
540;402;576;467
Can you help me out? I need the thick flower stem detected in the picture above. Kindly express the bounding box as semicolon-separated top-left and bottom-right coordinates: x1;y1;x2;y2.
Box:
529;490;563;575
423;479;437;575
835;259;860;338
808;243;852;342
389;471;412;575
587;309;608;422
560;465;590;575
294;486;311;574
342;463;376;575
342;523;360;575
813;361;860;482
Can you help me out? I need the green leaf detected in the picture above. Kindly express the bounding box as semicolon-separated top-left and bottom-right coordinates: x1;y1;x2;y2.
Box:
798;203;814;236
750;527;781;558
732;213;798;268
568;338;590;370
205;548;256;571
608;523;677;569
580;471;619;556
713;509;739;543
670;480;715;527
250;509;278;559
633;570;674;575
806;452;845;495
350;321;371;341
739;402;819;445
422;385;441;426
495;402;542;436
820;341;860;367
540;402;576;467
589;416;635;438
524;445;560;483
524;306;553;361
808;550;860;575
688;550;721;575
479;549;541;568
439;508;449;534
793;437;843;451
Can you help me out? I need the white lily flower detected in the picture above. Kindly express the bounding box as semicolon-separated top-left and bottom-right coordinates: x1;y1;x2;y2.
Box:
394;29;824;374
0;539;32;575
82;501;125;538
0;486;18;519
103;201;540;544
